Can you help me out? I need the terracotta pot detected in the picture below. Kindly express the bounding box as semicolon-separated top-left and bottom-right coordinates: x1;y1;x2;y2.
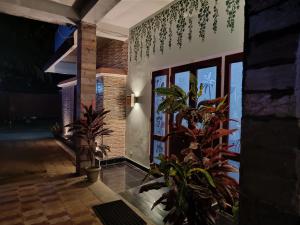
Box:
86;167;101;183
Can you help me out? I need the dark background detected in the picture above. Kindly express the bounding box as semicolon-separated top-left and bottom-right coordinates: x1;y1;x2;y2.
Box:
0;13;70;124
0;13;68;93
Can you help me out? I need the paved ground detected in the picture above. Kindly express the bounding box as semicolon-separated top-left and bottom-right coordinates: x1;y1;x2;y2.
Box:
0;138;103;225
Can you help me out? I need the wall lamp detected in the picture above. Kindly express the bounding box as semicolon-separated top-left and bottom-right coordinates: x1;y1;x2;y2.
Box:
126;93;138;107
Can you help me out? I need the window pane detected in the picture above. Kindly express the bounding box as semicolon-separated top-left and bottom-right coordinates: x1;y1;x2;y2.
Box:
197;66;217;103
174;71;190;127
228;160;240;181
175;71;190;93
228;62;243;154
228;61;243;181
153;140;165;164
154;75;167;136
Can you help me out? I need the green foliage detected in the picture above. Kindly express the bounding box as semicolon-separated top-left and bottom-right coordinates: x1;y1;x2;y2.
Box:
130;0;241;61
66;104;113;167
140;75;239;225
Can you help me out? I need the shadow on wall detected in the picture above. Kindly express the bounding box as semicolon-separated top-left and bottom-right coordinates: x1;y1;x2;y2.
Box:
0;91;61;123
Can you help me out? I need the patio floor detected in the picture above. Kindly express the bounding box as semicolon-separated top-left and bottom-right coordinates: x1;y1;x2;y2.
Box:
0;137;154;225
0;130;153;225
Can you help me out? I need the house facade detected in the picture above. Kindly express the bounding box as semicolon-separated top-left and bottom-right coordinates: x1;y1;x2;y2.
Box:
0;0;299;224
53;0;244;172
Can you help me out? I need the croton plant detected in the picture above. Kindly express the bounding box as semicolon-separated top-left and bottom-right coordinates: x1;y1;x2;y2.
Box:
66;104;113;168
140;75;239;225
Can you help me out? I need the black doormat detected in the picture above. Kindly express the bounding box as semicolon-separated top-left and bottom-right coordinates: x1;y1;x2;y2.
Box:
93;200;147;225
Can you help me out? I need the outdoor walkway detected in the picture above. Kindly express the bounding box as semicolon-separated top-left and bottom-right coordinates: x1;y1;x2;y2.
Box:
0;138;104;225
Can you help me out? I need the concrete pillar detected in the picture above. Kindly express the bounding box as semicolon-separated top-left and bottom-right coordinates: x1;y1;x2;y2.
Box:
240;0;300;224
76;22;97;174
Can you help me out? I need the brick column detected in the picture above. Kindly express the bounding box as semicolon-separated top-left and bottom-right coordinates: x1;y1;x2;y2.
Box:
76;22;97;174
76;22;97;118
240;1;300;224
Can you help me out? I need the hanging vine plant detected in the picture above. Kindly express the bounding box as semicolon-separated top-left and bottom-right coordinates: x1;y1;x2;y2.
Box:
145;20;153;58
152;15;160;54
159;10;169;54
168;4;178;48
176;1;188;48
188;0;198;41
226;0;240;32
213;0;219;33
198;0;210;41
129;0;241;62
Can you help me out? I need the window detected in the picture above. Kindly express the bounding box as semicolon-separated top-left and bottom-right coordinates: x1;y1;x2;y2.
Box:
167;58;222;158
151;70;169;164
225;53;243;180
150;58;222;162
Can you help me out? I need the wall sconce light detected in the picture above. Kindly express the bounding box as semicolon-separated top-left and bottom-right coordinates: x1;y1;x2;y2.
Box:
126;93;137;107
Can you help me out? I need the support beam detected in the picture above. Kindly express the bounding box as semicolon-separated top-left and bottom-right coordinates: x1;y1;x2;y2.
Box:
0;0;79;22
96;23;128;41
80;0;120;24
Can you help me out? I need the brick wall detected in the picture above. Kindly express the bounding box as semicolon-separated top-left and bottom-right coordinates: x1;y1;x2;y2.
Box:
96;37;128;73
241;1;300;224
96;74;127;158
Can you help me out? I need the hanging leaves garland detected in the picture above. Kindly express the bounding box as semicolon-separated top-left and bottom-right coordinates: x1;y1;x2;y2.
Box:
176;1;188;48
159;10;169;53
213;0;219;33
198;0;210;41
188;0;198;41
145;20;152;58
226;0;240;32
130;0;241;62
169;4;178;48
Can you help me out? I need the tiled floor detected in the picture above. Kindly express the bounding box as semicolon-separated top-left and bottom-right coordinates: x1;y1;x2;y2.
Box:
101;163;148;194
120;180;167;225
0;138;103;225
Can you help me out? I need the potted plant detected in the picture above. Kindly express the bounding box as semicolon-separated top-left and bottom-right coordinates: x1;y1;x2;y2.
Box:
140;75;239;225
66;104;113;183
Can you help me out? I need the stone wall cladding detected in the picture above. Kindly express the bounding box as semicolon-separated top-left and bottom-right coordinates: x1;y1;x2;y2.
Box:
241;0;300;224
76;22;97;174
96;37;128;73
61;86;74;135
97;75;127;158
77;22;97;119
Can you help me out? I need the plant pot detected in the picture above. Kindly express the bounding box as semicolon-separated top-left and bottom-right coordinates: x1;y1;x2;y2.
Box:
86;167;101;183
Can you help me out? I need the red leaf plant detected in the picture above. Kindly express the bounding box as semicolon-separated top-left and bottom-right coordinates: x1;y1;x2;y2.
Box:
140;75;239;225
65;103;113;167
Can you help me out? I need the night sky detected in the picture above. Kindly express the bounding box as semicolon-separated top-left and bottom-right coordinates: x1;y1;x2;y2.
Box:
0;13;71;93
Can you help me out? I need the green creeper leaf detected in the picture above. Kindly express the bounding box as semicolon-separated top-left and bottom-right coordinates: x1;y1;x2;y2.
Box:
189;168;216;188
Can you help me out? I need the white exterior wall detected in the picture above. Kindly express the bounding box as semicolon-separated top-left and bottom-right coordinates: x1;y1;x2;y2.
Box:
126;0;245;167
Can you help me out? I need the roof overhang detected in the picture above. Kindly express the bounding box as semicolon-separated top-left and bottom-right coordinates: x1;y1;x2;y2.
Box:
44;31;77;74
57;67;126;87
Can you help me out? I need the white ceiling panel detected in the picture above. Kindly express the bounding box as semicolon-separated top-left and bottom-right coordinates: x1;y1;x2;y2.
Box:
100;0;174;29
